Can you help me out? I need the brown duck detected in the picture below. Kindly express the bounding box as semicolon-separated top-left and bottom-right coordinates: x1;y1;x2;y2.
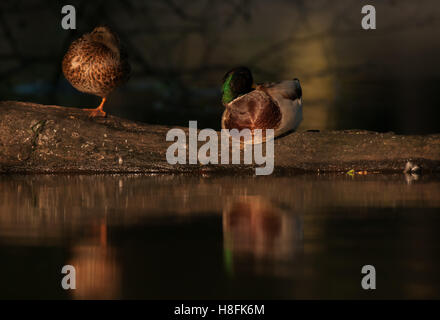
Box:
62;26;130;117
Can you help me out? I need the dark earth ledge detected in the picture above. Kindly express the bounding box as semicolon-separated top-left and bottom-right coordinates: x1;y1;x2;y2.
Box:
1;101;439;174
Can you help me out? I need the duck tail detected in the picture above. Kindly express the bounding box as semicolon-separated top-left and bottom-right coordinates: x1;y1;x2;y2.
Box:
293;78;302;99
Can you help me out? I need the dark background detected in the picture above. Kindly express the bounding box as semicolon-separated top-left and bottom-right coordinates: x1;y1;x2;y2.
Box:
0;0;439;133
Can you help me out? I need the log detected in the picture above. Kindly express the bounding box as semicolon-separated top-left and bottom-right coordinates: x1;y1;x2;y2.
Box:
0;101;439;174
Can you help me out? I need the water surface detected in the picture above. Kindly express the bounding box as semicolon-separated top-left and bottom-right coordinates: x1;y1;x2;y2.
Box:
0;174;439;299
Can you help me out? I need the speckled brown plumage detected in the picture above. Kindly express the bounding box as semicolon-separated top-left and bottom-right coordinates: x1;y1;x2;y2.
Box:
62;26;130;117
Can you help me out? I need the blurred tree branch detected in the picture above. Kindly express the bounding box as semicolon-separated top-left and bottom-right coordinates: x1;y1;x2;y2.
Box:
1;0;440;97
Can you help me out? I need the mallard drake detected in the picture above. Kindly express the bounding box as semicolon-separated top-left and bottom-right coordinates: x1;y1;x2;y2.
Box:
62;26;130;117
221;67;302;143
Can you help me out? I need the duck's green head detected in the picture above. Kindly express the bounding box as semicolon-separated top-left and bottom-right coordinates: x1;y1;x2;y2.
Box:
221;66;254;105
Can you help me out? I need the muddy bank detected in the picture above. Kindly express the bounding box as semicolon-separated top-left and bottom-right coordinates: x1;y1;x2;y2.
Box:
0;101;439;174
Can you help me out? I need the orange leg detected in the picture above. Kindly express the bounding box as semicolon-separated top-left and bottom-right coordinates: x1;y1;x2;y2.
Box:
84;97;107;118
100;218;107;248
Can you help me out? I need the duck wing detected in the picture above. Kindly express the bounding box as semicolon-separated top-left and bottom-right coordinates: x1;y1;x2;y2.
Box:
256;80;303;135
256;79;302;102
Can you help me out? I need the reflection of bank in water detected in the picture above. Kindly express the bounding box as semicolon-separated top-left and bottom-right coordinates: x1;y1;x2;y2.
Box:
222;196;302;277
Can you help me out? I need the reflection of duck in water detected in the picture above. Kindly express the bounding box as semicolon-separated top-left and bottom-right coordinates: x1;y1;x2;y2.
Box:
222;196;302;275
67;218;120;299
